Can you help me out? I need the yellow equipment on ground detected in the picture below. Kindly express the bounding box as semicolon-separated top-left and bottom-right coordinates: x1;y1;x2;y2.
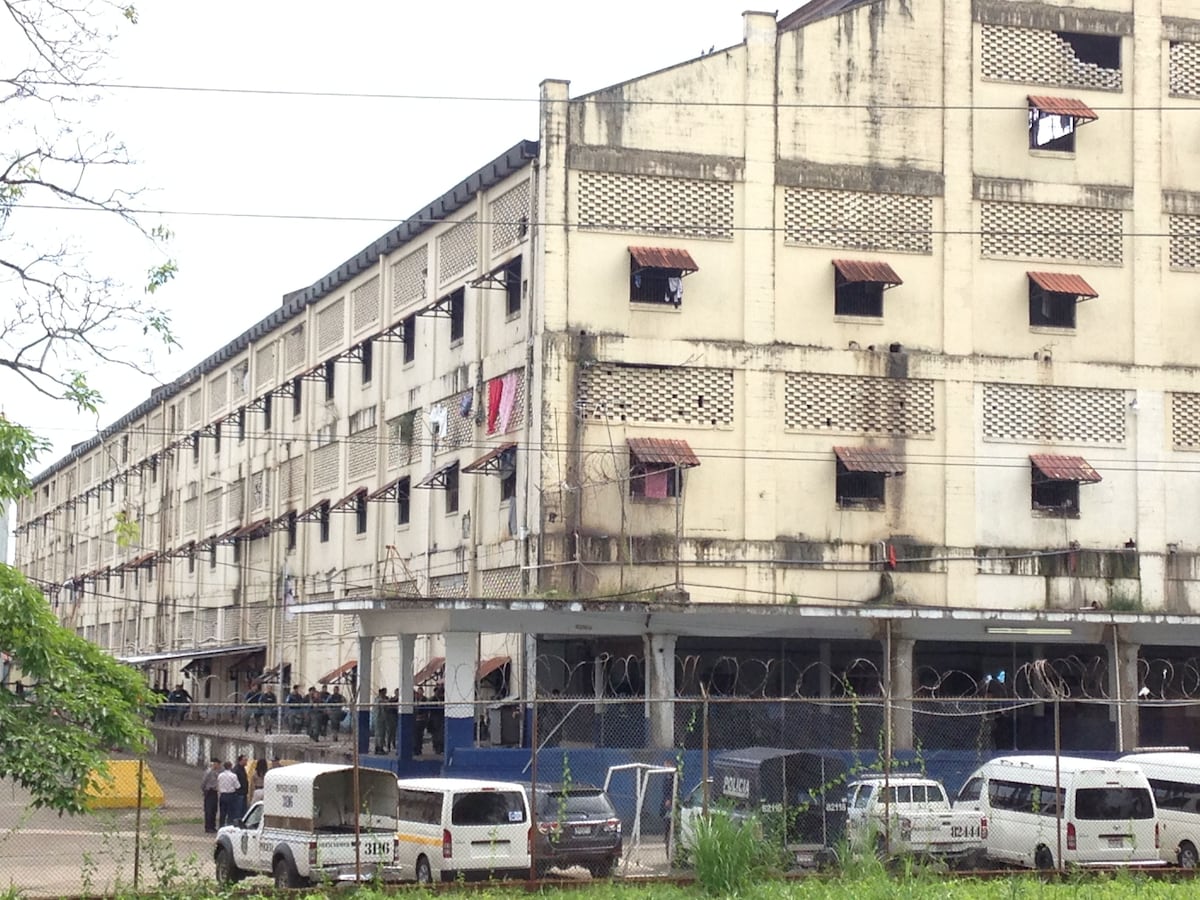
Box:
84;759;165;810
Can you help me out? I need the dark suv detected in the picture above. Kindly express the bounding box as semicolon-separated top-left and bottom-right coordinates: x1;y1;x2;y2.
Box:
531;784;623;877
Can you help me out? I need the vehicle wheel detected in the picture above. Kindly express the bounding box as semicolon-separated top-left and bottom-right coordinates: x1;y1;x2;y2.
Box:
1180;841;1199;869
273;855;304;889
1034;846;1054;871
415;855;433;884
589;859;614;878
214;846;242;885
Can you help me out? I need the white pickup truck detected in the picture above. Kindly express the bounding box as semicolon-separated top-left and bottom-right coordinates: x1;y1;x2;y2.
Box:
846;776;984;866
214;762;403;888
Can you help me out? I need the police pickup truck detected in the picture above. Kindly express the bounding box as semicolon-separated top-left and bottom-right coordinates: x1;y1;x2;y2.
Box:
846;775;984;866
214;763;403;887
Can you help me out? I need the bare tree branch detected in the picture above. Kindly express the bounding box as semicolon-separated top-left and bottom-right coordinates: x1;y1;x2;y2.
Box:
1;0;177;413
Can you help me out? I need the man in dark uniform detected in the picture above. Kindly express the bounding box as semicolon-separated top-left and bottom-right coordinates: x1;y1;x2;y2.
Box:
200;758;220;833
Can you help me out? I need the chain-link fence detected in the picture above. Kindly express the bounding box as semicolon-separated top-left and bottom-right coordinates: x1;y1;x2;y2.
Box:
1;694;1196;894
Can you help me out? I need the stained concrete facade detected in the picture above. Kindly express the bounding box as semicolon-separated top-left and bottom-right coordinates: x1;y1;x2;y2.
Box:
13;1;1200;749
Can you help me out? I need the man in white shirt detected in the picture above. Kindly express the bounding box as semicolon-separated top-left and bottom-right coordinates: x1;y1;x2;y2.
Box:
216;761;240;827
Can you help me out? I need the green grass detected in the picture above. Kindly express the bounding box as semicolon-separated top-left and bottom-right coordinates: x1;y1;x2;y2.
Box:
11;868;1200;900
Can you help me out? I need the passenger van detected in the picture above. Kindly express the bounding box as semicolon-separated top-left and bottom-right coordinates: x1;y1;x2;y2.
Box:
395;777;530;883
956;755;1162;869
1121;751;1200;868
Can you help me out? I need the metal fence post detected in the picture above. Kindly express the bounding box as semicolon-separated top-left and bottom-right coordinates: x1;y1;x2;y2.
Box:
133;757;145;890
530;693;539;882
1054;695;1062;873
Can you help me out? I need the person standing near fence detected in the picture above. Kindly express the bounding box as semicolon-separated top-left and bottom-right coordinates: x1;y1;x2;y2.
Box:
201;758;221;833
233;755;249;821
216;761;239;827
372;687;389;753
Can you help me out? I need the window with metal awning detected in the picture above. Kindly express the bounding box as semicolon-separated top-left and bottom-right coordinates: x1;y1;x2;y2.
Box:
463;443;518;501
1031;453;1102;518
1028;271;1099;329
832;259;903;318
414;460;460;513
368;475;413;526
629;246;699;306
628;437;700;499
1028;95;1098;152
833;446;905;509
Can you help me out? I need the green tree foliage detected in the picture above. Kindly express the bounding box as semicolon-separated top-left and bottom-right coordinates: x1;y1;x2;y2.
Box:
0;0;172;813
0;565;154;812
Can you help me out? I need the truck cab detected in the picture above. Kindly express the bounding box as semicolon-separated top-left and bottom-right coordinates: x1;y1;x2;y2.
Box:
214;762;402;888
846;775;983;865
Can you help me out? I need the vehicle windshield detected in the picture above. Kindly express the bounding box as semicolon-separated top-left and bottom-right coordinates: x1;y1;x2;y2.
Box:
1075;787;1154;820
451;791;527;826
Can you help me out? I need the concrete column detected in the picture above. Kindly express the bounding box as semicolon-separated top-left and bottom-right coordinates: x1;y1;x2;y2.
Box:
522;633;537;748
442;631;478;763
888;637;916;752
395;634;415;766
740;10;780;602
1108;632;1141;752
356;634;373;755
644;633;677;749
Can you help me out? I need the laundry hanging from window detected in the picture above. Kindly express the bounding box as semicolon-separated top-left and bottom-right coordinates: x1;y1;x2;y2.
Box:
1029;110;1075;147
498;371;519;433
487;378;504;433
428;403;448;438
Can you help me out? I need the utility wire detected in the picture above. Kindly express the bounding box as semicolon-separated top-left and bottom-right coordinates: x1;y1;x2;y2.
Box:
21;79;1200;112
7;202;1189;237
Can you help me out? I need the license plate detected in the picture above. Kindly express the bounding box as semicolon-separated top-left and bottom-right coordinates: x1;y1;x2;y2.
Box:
573;825;592;836
1107;837;1127;848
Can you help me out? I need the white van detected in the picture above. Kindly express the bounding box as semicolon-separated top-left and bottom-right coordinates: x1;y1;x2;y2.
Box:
1121;751;1200;867
395;777;531;883
956;755;1162;869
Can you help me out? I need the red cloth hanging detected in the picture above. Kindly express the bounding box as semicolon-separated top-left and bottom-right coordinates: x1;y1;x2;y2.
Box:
486;378;503;434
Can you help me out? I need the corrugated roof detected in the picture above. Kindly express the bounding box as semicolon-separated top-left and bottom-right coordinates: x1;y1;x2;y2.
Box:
1028;96;1098;122
1031;454;1102;484
833;259;903;285
629;246;700;272
833;446;905;475
628;437;701;468
1028;271;1099;298
779;0;880;30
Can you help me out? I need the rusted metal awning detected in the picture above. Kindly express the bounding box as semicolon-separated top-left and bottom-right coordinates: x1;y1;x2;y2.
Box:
319;659;358;685
330;486;368;512
214;526;242;545
367;476;409;502
235;518;272;539
127;551;158;568
1028;95;1098;122
629;246;699;273
296;499;329;522
832;259;903;286
477;655;511;680
412;655;512;684
1028;271;1099;299
1031;454;1102;484
414;462;457;490
628;437;701;468
833;446;906;476
463;442;517;475
414;656;445;684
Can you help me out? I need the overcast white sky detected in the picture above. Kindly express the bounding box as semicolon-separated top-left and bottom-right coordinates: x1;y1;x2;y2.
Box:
6;0;765;465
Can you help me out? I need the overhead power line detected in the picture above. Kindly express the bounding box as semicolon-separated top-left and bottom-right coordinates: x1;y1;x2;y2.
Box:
22;79;1200;113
